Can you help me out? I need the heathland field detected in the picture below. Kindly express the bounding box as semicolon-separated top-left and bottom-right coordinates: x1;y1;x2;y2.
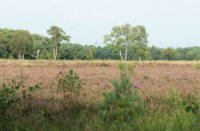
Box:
1;60;200;130
1;60;200;98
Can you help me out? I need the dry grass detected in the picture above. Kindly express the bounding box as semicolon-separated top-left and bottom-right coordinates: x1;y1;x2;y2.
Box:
0;60;200;105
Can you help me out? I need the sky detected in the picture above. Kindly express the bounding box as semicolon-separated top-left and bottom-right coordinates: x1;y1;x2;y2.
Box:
0;0;200;48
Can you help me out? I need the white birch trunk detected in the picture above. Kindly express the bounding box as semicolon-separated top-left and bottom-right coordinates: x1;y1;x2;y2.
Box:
22;48;25;60
119;49;124;60
125;44;128;61
55;45;57;60
53;44;55;60
36;49;40;60
18;52;21;60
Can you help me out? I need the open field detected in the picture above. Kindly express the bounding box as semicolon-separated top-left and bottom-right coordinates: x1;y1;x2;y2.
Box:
1;60;200;130
1;60;200;104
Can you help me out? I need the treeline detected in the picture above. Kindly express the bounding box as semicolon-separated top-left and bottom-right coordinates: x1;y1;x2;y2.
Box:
0;25;200;60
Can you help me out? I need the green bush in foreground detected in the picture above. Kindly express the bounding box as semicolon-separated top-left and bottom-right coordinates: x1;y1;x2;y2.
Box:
0;84;21;130
98;63;144;129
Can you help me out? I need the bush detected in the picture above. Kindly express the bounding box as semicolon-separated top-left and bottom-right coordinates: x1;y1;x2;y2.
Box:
34;110;45;125
0;84;21;130
166;88;182;109
98;63;144;129
58;69;82;108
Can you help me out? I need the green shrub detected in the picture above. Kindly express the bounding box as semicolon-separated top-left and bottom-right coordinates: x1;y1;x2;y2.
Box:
183;94;199;114
34;110;45;125
0;84;21;130
166;88;182;108
98;63;144;129
118;62;135;76
58;69;82;108
182;94;200;128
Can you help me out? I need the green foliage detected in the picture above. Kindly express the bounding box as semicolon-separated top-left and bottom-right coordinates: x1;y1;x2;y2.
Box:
47;25;71;60
1;26;200;60
149;46;162;60
81;45;96;60
166;88;182;108
25;84;42;99
118;62;135;76
162;47;180;60
9;30;33;60
0;43;8;58
183;95;199;114
98;63;144;128
2;73;200;130
31;34;52;59
104;24;148;61
59;43;83;60
58;69;81;107
34;110;45;125
95;45;120;60
187;47;200;60
59;44;96;60
129;43;150;60
0;84;21;130
47;26;70;42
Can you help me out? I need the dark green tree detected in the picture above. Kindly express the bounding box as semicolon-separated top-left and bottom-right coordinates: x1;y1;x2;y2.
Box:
162;47;179;60
32;34;52;59
149;46;162;60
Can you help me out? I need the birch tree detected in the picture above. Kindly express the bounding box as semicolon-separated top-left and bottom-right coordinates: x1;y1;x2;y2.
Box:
10;30;33;60
104;24;148;61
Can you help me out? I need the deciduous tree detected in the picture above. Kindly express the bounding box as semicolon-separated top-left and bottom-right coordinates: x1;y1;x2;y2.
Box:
47;26;70;60
104;24;148;61
9;30;33;60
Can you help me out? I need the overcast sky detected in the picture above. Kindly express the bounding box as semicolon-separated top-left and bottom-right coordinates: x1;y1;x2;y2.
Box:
0;0;200;47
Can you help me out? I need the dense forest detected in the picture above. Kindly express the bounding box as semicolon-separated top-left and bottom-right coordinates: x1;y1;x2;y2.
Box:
0;24;200;60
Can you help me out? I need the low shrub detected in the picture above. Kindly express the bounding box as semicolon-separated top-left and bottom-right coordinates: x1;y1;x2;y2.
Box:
0;84;21;130
58;69;82;109
98;63;144;129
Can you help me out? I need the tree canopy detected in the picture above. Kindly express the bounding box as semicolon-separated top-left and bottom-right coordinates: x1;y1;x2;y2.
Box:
47;26;70;60
0;25;200;61
104;24;148;61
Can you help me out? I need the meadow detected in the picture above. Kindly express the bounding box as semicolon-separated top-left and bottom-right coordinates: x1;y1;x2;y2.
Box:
1;60;200;131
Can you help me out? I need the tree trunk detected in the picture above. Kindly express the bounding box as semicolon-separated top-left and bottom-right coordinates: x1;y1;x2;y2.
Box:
125;44;128;61
22;53;24;60
52;43;54;60
55;45;57;60
36;49;40;60
119;49;124;60
22;48;25;60
139;56;141;61
53;43;56;60
18;52;21;60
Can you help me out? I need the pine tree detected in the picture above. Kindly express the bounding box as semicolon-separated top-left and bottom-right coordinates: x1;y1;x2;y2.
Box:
98;63;144;126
